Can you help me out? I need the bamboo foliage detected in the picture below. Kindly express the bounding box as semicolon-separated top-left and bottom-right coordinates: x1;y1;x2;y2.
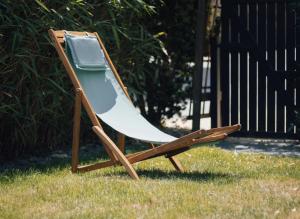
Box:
0;0;163;160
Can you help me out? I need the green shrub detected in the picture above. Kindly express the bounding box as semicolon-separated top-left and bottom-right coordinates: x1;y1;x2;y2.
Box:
0;0;164;160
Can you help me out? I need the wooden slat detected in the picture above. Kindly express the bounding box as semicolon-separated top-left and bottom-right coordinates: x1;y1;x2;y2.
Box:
53;30;95;38
248;2;258;131
128;124;240;164
230;3;239;126
165;147;190;158
276;0;286;133
117;133;125;153
221;0;230;126
77;160;117;172
257;1;267;132
168;157;184;172
127;124;240;161
210;38;218;128
173;124;241;141
57;38;64;44
128;133;228;164
71;88;82;173
239;2;248;131
266;1;276;132
92;126;139;180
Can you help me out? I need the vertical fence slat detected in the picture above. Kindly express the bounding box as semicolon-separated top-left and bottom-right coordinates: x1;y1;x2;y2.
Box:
249;2;258;132
267;1;276;132
276;0;286;133
210;38;218;128
231;3;240;126
257;1;267;132
239;2;249;131
216;0;298;138
286;7;296;133
296;9;300;134
221;0;230;126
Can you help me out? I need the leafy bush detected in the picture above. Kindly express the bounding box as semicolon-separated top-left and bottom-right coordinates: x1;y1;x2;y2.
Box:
0;0;198;160
0;0;166;160
133;0;197;125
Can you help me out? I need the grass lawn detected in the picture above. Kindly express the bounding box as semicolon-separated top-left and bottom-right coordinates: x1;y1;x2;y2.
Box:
0;146;299;219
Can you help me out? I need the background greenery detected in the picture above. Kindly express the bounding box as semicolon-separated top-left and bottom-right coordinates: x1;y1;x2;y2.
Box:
1;0;298;160
0;0;199;160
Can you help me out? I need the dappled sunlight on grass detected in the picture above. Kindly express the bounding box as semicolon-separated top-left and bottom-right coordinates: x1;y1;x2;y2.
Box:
0;147;299;218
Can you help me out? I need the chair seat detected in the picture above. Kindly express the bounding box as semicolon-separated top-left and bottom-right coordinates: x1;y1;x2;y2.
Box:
72;66;177;144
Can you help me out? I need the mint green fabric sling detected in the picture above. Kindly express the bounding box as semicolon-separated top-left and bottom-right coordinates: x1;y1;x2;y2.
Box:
65;34;177;144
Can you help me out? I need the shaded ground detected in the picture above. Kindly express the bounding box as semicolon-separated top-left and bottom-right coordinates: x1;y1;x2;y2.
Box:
218;137;300;157
1;136;299;172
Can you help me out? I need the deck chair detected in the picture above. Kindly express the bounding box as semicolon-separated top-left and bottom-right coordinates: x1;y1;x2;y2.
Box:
48;29;241;180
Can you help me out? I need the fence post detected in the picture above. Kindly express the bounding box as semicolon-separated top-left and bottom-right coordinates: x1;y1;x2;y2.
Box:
192;0;207;131
210;37;218;128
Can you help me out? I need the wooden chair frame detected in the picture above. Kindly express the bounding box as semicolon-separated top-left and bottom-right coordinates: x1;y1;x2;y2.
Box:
48;29;241;180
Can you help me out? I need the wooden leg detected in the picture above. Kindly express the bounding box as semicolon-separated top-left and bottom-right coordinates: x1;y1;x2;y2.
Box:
92;126;139;180
71;89;82;173
117;133;125;153
128;133;227;164
168;157;184;172
149;143;155;148
77;160;117;172
149;143;184;172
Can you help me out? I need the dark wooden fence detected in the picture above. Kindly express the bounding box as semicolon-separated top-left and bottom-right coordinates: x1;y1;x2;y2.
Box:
211;0;300;138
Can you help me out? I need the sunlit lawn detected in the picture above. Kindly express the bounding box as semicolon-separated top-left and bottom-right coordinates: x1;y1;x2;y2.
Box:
0;146;299;219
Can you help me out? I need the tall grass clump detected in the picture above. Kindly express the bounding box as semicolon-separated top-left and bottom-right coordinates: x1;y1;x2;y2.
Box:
0;0;163;160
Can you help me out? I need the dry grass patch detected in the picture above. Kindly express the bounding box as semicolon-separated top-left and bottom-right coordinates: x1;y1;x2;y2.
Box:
0;146;299;219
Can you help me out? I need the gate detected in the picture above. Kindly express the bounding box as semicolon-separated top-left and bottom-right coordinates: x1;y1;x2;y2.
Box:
211;0;300;138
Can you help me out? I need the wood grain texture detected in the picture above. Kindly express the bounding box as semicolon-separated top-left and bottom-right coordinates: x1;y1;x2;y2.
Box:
92;126;139;180
71;88;82;173
168;157;184;172
117;134;125;153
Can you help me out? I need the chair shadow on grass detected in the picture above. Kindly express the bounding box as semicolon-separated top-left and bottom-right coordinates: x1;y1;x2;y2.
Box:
100;168;240;183
0;143;241;184
0;143;152;175
0;144;108;182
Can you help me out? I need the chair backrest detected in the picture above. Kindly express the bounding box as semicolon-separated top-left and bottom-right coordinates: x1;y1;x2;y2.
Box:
48;30;130;97
49;30;177;144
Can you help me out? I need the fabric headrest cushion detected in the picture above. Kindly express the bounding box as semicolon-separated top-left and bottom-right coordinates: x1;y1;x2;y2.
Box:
65;34;107;71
